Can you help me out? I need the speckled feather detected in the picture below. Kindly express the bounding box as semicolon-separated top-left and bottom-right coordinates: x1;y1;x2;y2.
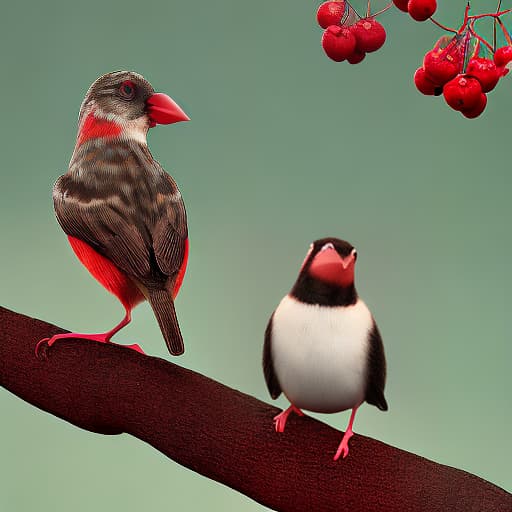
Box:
53;139;187;286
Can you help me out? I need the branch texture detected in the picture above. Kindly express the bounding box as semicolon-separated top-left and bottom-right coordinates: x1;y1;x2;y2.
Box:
0;306;510;511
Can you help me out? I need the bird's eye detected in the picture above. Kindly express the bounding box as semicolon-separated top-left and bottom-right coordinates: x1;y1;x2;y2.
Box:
320;242;335;252
352;249;358;259
119;80;136;100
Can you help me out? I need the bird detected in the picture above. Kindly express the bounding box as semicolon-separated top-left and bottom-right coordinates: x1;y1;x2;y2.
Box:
36;70;190;358
263;237;388;460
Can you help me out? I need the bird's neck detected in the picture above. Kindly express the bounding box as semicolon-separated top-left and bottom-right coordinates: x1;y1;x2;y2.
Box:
291;274;358;307
69;109;155;179
75;107;148;149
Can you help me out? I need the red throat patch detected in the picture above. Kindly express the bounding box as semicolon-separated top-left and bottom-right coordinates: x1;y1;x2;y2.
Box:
77;113;123;145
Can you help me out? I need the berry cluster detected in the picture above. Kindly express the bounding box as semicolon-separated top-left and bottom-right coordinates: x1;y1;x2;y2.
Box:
413;5;512;118
317;1;387;64
393;0;437;22
316;1;512;119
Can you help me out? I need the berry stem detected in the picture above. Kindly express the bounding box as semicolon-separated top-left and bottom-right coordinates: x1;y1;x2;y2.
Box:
366;0;371;18
493;0;502;51
371;2;393;18
468;9;512;21
493;12;498;51
496;17;512;46
468;22;494;52
458;3;471;33
429;17;457;33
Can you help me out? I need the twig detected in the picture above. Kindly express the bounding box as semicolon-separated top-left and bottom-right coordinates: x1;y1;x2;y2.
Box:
496;17;512;45
469;22;494;52
371;1;394;18
468;8;512;21
429;17;458;33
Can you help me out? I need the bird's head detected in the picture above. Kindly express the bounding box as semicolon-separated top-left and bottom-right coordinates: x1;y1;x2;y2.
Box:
300;238;357;288
76;71;189;145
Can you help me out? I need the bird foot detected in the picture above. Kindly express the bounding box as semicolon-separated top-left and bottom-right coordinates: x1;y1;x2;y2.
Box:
273;410;289;433
273;405;304;433
35;332;145;359
125;343;144;354
333;429;354;461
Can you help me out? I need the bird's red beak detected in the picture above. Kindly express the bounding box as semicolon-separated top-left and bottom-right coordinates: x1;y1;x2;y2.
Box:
146;93;190;128
309;248;355;287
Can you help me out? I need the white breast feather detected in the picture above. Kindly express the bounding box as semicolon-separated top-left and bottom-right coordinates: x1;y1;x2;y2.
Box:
271;295;373;413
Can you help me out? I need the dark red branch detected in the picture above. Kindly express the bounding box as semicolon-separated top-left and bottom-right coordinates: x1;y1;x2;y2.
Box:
0;307;510;511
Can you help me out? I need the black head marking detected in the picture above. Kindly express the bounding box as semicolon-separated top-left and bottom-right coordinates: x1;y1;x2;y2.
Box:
80;70;155;122
291;237;358;307
312;237;355;258
301;237;357;274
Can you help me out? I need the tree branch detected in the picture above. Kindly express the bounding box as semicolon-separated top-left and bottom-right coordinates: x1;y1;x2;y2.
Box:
0;306;510;511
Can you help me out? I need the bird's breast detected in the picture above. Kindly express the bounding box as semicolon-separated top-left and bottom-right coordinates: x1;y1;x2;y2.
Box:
271;295;373;413
61;141;175;218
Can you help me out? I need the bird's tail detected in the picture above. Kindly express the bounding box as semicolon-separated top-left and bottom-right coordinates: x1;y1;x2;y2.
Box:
147;289;185;356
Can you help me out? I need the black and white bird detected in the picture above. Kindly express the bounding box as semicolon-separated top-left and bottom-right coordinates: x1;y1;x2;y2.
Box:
263;237;388;460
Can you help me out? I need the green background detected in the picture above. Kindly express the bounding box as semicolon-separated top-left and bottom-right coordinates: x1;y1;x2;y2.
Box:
1;0;511;510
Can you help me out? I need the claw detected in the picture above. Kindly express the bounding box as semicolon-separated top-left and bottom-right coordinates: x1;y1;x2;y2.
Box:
35;338;51;360
34;309;140;360
333;406;359;461
333;432;352;460
35;333;145;360
273;412;287;433
273;404;304;433
125;343;145;354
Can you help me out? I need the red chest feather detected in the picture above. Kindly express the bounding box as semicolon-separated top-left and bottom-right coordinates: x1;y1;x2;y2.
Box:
68;236;144;310
173;238;189;299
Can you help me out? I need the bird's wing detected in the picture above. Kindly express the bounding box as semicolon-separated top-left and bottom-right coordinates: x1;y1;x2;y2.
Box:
365;322;388;411
263;312;282;399
53;156;187;284
151;171;188;276
54;174;152;279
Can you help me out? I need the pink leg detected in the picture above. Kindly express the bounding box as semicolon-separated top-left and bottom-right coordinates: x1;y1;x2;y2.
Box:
35;309;144;359
334;406;359;461
273;404;304;433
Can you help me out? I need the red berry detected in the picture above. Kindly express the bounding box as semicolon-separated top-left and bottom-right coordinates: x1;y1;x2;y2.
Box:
321;25;357;62
393;0;409;12
351;18;386;53
317;1;346;29
466;57;500;93
443;75;482;112
461;93;487;119
423;49;460;85
347;48;366;64
414;67;442;96
493;46;512;67
408;0;437;22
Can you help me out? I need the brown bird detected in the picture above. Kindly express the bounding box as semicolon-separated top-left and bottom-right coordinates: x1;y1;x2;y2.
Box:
37;71;190;357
